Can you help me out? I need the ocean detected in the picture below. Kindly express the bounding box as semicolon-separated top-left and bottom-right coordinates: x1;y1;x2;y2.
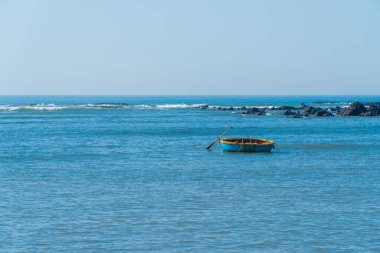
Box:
1;96;379;252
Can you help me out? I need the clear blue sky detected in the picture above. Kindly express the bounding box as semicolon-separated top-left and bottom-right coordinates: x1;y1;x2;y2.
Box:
0;0;379;95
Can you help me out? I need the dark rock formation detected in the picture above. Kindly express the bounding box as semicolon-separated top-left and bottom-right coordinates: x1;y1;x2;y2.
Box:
296;103;326;115
304;106;319;115
330;106;341;112
296;104;335;117
272;106;297;110
284;110;309;118
204;101;380;117
289;112;309;118
315;109;334;117
361;103;380;116
241;107;266;116
283;110;296;116
338;102;367;116
198;105;209;110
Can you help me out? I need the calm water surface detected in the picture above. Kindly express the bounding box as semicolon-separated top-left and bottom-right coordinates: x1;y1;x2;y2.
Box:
0;96;379;252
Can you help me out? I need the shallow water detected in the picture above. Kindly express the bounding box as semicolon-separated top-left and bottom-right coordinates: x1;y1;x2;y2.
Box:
1;96;380;252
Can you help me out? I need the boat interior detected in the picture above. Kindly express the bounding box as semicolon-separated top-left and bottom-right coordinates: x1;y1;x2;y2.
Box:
221;138;273;145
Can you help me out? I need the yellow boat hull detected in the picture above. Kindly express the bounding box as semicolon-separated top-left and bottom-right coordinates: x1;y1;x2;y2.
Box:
220;138;275;152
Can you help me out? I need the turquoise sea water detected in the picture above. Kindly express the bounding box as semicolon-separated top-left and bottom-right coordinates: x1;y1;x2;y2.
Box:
1;96;379;252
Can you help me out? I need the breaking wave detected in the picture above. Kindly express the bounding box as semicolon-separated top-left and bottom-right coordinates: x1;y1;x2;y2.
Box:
0;103;212;111
0;102;353;112
0;104;67;111
79;103;130;109
153;103;207;109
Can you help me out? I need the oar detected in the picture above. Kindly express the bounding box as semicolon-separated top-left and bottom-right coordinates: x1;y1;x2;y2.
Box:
206;127;233;150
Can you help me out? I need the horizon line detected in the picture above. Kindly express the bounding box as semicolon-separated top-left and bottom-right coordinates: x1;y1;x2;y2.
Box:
1;94;380;97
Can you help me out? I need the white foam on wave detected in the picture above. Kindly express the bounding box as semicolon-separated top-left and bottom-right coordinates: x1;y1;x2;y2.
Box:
154;103;207;109
132;103;208;109
207;105;274;110
256;105;275;109
133;104;153;109
76;103;208;109
0;104;66;111
0;103;210;111
81;103;130;109
0;102;282;112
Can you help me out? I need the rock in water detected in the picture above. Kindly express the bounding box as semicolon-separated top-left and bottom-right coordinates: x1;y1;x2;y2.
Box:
241;107;266;116
283;110;296;116
285;110;309;118
361;103;380;116
315;109;334;117
198;105;209;110
330;106;341;112
338;102;367;116
304;106;319;115
272;106;297;110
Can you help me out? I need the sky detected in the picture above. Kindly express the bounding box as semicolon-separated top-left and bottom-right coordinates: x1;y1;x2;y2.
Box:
0;0;379;95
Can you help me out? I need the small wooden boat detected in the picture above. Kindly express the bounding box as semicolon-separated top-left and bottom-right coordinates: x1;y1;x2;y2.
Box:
219;138;275;152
